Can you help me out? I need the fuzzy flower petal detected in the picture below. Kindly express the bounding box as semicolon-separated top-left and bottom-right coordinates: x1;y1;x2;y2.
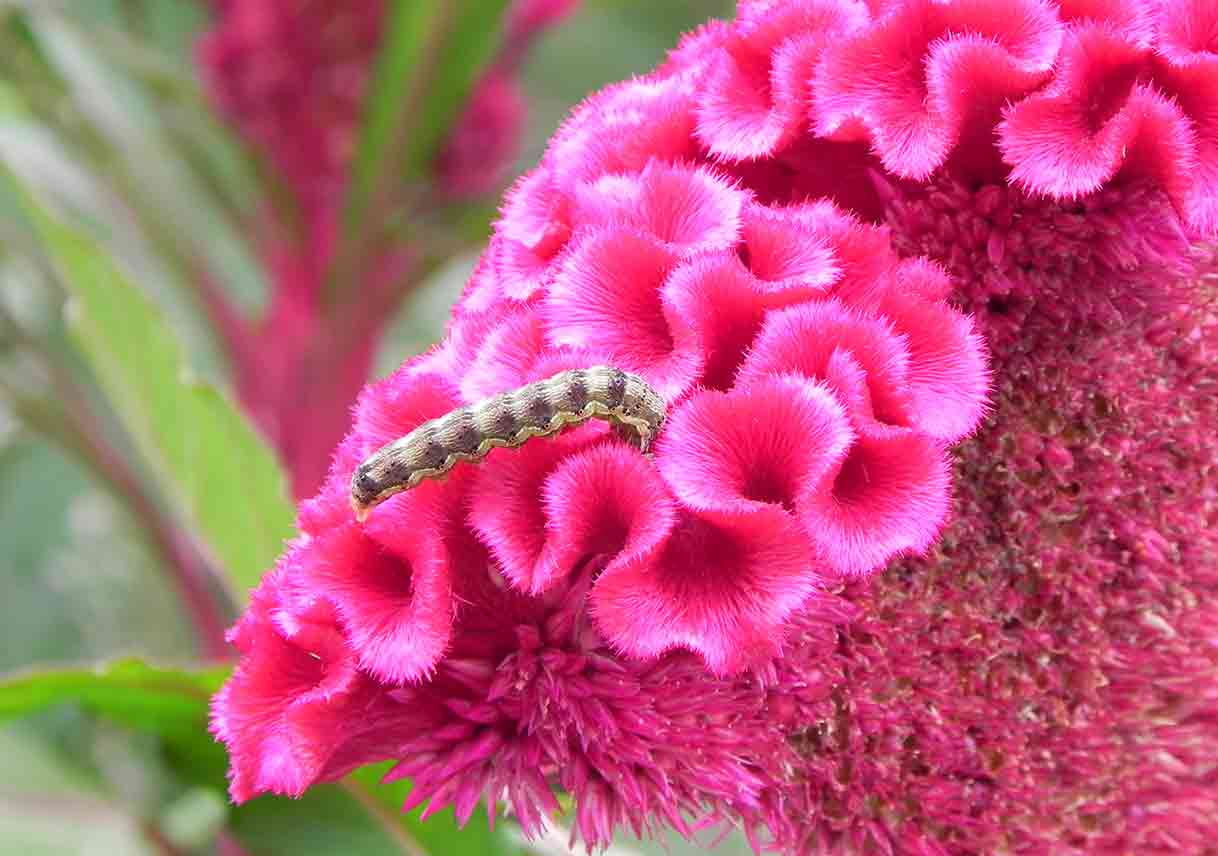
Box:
877;264;991;441
656;375;855;516
351;366;464;452
996;1;1218;232
209;567;363;801
572;161;749;254
800;429;952;578
735;299;921;433
696;0;869;159
999;26;1198;203
813;0;1062;179
459;307;549;401
591;507;822;674
543;228;704;397
302;510;455;685
549;75;701;187
736;201;840;301
660;253;769;390
469;441;677;595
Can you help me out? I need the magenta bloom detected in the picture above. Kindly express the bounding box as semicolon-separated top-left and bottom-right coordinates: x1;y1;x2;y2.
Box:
213;1;1218;853
215;164;985;687
213;0;987;838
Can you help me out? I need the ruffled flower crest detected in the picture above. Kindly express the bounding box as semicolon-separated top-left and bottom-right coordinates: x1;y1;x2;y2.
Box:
213;7;989;830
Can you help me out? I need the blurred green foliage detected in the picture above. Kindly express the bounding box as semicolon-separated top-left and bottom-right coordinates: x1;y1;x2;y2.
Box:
28;192;295;598
0;1;739;854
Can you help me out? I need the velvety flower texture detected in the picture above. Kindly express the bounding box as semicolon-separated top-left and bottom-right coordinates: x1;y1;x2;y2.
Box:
214;0;1218;853
688;0;1218;852
196;0;573;497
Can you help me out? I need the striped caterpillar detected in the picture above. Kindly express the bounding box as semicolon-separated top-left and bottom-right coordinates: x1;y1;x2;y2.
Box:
351;366;666;520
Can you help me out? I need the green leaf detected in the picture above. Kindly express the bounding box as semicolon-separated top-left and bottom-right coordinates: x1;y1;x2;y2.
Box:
0;434;204;671
344;0;511;246
12;185;295;599
0;657;229;786
26;11;267;310
232;775;524;856
0;658;226;732
0;440;87;671
230;783;412;856
6;9;267;384
0;658;229;802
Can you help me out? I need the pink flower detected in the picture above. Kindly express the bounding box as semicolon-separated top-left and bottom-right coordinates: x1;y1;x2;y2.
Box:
210;564;399;802
366;563;854;843
198;0;382;212
213;1;1217;851
212;0;990;838
436;71;528;199
695;0;870;160
289;172;981;683
715;0;1216;349
437;0;581;198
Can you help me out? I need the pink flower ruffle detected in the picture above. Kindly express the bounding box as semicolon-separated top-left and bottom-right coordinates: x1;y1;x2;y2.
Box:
803;0;1218;231
212;0;999;838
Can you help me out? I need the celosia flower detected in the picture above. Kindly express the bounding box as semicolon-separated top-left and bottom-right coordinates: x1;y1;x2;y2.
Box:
196;0;573;496
438;0;581;198
213;0;988;837
214;0;1218;853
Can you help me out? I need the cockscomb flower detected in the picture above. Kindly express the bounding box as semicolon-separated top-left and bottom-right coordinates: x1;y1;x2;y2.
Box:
379;166;987;676
211;0;989;843
198;0;381;214
213;0;1217;852
195;0;574;497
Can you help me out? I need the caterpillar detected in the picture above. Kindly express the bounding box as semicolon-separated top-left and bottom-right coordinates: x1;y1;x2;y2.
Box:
351;366;666;520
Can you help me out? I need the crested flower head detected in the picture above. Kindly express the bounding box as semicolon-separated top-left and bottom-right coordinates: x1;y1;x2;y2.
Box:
221;160;986;690
212;0;988;838
344;163;986;679
198;0;384;212
213;0;1218;852
668;0;1218;851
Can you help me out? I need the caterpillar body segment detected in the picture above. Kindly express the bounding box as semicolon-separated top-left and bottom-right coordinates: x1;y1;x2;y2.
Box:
351;366;666;520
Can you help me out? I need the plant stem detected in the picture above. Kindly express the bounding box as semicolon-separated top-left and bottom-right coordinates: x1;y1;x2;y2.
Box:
140;818;189;856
